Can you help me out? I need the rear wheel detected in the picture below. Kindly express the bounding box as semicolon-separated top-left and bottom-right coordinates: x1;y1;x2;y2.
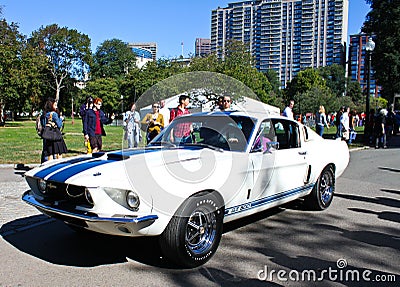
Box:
159;192;224;268
305;166;335;210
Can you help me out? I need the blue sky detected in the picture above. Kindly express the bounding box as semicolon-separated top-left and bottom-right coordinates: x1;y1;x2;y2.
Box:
1;0;370;59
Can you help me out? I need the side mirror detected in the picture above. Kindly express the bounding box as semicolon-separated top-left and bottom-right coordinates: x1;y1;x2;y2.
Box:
263;141;279;154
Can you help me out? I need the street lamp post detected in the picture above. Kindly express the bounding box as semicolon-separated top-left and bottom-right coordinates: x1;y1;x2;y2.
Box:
365;37;375;144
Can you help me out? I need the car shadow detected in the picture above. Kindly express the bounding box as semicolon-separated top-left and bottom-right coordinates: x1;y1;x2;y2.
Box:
2;205;291;270
0;215;170;268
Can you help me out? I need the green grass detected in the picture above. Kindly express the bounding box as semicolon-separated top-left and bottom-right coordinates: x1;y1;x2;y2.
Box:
0;118;126;164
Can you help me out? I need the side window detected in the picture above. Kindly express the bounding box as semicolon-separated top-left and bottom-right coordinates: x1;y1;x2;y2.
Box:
252;119;276;152
272;119;300;149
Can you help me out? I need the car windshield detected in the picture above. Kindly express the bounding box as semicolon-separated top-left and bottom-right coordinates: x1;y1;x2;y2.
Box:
148;114;256;152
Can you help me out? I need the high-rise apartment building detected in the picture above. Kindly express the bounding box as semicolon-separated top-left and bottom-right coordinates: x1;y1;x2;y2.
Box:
195;38;211;57
348;34;380;98
211;0;349;88
128;42;157;62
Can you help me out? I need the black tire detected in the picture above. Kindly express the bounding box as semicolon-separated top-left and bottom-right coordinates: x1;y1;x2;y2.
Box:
159;191;224;268
304;166;335;210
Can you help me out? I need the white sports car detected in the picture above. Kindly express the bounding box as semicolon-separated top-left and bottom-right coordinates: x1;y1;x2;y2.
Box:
23;111;349;267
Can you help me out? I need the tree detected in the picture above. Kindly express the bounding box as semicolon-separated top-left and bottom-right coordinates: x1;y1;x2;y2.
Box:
318;64;346;98
285;68;331;114
92;39;137;79
346;80;363;105
30;24;92;103
363;0;400;100
0;19;48;120
190;54;222;73
82;78;120;114
301;87;338;114
218;40;274;103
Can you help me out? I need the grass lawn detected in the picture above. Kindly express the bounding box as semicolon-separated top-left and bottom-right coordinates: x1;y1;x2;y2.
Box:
0;118;126;164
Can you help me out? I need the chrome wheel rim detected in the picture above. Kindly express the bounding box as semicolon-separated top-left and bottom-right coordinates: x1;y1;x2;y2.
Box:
185;209;217;255
320;172;333;205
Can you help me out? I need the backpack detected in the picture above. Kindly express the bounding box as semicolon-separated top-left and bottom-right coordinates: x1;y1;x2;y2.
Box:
35;114;45;137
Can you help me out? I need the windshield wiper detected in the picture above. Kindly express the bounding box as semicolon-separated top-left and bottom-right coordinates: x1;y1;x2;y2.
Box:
181;142;224;152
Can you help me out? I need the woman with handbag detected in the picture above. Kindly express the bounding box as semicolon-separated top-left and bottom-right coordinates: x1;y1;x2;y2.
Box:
43;98;68;161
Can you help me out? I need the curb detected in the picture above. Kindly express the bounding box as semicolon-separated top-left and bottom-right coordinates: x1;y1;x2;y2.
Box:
0;163;40;169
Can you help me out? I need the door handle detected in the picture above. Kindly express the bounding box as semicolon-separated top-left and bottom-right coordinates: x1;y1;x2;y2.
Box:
298;151;307;155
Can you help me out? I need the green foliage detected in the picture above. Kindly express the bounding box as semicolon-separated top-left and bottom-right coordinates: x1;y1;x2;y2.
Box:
363;0;400;100
318;64;346;97
0;19;48;118
286;68;327;100
346;80;363;105
92;39;137;79
189;40;274;105
83;78;121;114
370;96;388;111
189;54;221;72
295;87;337;115
285;68;331;113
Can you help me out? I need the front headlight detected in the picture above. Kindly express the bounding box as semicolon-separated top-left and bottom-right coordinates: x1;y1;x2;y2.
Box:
126;191;140;210
85;188;94;205
103;187;140;211
38;179;47;194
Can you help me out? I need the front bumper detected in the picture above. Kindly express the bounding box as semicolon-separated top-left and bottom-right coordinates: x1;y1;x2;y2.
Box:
22;191;158;236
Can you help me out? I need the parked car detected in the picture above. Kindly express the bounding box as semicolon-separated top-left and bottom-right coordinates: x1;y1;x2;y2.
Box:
22;111;349;267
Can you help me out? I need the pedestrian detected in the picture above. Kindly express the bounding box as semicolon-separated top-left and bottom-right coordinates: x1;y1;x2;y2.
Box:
385;104;395;138
335;107;344;139
282;99;294;120
43;98;68;161
169;95;192;143
374;108;387;148
340;106;350;142
348;110;357;144
214;95;224;111
366;108;375;145
315;105;329;137
159;99;170;126
79;96;94;153
141;102;164;144
58;111;65;133
221;95;232;111
83;98;115;153
123;102;141;148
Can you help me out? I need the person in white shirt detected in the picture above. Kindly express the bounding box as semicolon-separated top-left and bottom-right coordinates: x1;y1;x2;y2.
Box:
123;103;141;148
340;106;350;141
282;100;294;120
159;99;170;126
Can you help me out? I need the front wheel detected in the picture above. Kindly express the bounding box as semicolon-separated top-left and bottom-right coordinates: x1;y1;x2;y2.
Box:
304;166;335;210
159;192;224;268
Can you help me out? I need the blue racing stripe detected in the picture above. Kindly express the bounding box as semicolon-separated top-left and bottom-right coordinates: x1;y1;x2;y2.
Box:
34;157;93;179
225;183;315;216
48;159;111;182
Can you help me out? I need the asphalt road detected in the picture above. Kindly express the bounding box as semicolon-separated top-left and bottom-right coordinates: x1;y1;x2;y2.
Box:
0;140;399;287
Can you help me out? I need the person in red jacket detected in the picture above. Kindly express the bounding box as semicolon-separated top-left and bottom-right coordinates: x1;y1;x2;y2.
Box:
83;98;114;153
169;95;192;144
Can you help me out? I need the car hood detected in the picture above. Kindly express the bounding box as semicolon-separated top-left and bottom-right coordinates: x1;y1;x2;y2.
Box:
24;146;219;187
